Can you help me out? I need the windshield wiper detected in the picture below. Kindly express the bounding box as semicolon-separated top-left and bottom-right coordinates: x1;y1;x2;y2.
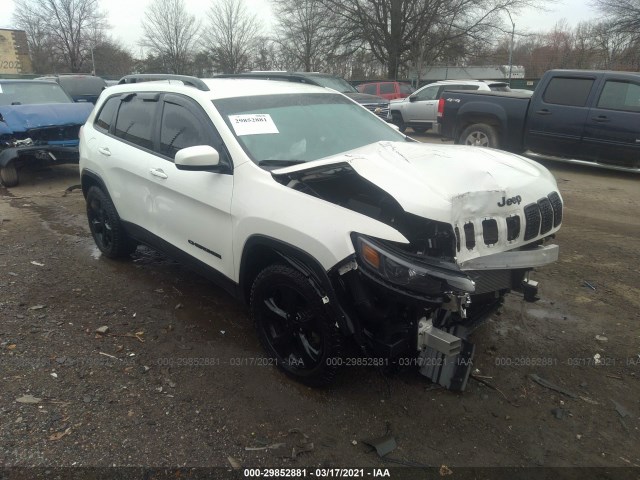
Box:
258;160;306;167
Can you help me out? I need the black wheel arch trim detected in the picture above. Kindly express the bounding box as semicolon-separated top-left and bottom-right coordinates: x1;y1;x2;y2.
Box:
239;235;356;337
81;169;115;202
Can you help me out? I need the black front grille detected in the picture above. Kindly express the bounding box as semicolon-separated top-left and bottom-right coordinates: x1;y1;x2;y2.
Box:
482;219;499;245
524;203;541;240
506;215;521;241
454;226;461;252
464;222;475;250
538;197;554;235
548;192;563;227
467;269;513;294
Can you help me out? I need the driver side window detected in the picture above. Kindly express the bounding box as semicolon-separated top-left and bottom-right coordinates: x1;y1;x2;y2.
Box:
414;86;438;101
159;102;207;159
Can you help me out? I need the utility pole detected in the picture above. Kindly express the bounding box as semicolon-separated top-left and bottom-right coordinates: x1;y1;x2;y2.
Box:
91;45;96;75
505;9;515;87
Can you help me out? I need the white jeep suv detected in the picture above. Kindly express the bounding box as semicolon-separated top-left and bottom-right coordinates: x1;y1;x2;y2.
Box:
79;74;562;390
390;80;510;134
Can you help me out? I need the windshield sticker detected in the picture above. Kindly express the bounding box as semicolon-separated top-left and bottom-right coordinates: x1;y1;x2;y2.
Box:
229;114;279;136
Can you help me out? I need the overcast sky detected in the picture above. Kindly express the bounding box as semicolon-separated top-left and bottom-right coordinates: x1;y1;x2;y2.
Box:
2;0;600;52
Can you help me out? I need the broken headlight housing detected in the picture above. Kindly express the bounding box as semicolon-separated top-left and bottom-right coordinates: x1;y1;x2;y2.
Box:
353;234;475;295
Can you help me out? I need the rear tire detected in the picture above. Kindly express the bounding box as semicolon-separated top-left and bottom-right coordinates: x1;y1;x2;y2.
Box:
0;161;19;187
459;123;499;148
86;186;137;259
250;264;343;387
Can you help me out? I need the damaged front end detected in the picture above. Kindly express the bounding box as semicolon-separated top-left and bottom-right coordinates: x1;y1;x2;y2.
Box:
0;124;83;162
273;155;562;391
0;102;92;186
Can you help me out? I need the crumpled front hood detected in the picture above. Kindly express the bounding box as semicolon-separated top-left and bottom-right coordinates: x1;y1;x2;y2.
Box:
0;103;93;136
274;141;559;224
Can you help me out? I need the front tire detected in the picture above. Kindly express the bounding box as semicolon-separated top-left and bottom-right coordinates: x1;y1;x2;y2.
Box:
250;264;343;386
391;112;406;133
0;161;19;187
459;123;499;148
86;186;136;259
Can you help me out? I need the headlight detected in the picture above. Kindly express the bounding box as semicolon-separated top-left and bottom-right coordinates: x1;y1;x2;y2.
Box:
353;235;475;295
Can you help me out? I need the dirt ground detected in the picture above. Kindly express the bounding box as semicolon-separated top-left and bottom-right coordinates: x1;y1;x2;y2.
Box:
1;138;639;471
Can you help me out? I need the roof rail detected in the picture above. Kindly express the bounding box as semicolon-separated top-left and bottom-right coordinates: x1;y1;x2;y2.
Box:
117;74;209;92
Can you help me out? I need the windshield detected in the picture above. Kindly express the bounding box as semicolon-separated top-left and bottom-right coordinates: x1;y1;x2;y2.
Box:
0;82;73;106
58;76;107;96
310;76;357;93
214;93;406;166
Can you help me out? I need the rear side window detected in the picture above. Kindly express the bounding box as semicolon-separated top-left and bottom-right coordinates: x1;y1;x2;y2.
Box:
596;80;640;112
380;83;395;94
114;95;157;150
159;101;211;159
442;85;479;96
362;84;377;95
94;96;120;132
543;77;594;107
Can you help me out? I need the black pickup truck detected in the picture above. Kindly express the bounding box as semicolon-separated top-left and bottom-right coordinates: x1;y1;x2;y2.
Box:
439;69;640;172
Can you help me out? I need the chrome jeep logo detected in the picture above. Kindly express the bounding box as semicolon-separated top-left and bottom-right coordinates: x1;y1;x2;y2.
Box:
497;195;522;207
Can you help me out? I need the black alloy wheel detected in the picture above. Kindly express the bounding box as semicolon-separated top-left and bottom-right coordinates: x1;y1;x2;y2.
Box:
250;264;342;386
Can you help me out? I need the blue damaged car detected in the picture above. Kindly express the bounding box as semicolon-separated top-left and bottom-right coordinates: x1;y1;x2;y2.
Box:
0;79;94;187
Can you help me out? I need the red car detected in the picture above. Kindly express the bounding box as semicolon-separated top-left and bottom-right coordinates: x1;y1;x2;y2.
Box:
357;81;414;100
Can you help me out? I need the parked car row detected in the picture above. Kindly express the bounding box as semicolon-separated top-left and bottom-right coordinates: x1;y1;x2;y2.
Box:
390;80;511;134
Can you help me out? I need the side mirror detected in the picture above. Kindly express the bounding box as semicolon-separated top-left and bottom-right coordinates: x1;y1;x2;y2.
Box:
409;96;417;102
175;145;221;171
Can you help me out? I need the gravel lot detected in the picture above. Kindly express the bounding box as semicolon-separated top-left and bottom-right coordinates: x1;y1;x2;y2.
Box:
1;137;639;471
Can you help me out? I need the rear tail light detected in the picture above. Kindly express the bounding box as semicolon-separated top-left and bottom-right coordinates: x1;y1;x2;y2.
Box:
437;97;445;118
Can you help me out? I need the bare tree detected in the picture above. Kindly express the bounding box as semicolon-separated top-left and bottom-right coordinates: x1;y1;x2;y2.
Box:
12;8;55;73
13;0;108;73
93;39;135;77
271;0;359;72
319;0;540;79
207;0;262;73
252;37;287;71
141;0;202;74
466;15;640;77
592;0;640;38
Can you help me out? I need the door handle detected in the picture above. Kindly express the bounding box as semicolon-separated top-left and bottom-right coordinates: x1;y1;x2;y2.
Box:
149;168;168;179
535;109;551;115
592;115;610;123
98;147;111;156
